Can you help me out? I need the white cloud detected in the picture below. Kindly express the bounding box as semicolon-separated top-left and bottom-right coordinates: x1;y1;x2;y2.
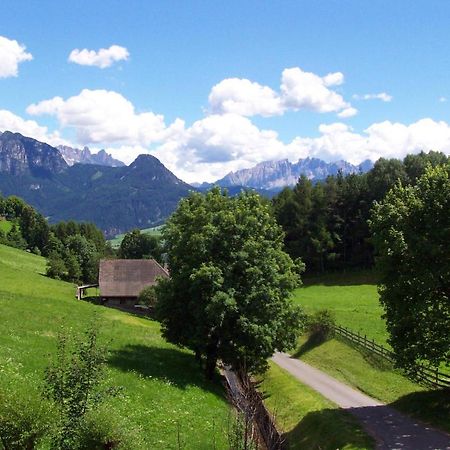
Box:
0;109;65;146
157;117;450;182
68;45;129;68
0;36;33;78
21;87;450;184
322;71;345;87
280;67;352;114
208;78;283;116
208;67;355;119
337;107;358;118
439;96;447;103
353;92;393;102
27;89;168;145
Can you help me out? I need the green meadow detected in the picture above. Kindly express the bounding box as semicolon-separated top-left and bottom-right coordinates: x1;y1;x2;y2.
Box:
0;244;230;449
259;363;374;450
288;270;450;434
292;271;389;346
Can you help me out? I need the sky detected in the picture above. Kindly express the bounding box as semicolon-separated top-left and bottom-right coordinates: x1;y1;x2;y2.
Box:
0;0;450;183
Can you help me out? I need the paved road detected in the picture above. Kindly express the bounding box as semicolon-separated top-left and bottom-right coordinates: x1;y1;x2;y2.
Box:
272;352;450;450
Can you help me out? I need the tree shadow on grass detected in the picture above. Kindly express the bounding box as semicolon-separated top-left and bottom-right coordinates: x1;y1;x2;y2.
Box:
282;407;374;450
292;335;326;359
389;388;450;435
302;270;379;287
108;344;224;397
283;400;450;450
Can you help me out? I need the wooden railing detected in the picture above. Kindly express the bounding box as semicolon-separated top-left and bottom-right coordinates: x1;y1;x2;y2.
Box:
333;325;450;389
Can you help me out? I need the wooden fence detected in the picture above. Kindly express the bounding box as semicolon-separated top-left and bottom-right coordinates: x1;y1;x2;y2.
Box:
222;367;285;450
333;324;450;389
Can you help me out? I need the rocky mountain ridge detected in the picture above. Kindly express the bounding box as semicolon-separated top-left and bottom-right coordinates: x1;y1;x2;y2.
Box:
57;145;125;167
213;157;373;190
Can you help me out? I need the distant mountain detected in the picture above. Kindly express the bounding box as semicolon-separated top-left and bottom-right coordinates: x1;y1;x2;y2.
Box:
57;145;125;167
0;131;193;236
0;131;68;176
210;157;373;190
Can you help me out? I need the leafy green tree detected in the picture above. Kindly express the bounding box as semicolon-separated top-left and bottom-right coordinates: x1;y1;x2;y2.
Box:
119;229;162;261
403;150;449;183
156;188;305;378
370;164;450;371
65;251;82;283
46;252;67;280
6;224;27;250
65;235;99;283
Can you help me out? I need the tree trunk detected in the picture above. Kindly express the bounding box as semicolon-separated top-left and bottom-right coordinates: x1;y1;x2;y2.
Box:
205;337;219;380
205;354;218;380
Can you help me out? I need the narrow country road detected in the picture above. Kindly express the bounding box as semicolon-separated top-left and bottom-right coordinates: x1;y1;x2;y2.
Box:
272;352;450;450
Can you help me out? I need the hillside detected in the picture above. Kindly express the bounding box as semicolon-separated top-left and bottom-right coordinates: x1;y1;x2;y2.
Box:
0;244;230;448
0;132;194;236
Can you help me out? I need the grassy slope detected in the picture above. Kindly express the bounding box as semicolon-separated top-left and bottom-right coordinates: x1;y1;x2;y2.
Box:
292;271;389;346
0;244;229;449
260;363;374;450
291;271;450;434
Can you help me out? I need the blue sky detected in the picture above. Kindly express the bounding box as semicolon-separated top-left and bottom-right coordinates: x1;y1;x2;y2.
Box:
0;0;449;182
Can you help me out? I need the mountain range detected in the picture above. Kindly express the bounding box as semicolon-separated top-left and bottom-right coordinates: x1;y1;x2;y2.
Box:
0;130;374;235
202;157;373;191
0;131;192;236
57;145;125;167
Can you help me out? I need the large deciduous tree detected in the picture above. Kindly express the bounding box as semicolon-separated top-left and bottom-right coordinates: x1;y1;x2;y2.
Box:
370;164;450;371
156;188;305;378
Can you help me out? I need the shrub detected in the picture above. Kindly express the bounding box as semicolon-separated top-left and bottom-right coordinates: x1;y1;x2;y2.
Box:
307;309;336;344
77;406;144;450
138;285;157;308
44;324;120;450
0;383;54;450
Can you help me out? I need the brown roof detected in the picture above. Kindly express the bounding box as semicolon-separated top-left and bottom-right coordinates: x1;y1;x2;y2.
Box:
99;259;169;298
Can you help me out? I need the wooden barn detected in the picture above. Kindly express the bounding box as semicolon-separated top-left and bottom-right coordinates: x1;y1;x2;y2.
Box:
98;259;169;306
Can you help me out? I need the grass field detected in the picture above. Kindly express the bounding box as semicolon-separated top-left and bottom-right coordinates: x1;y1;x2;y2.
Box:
260;362;374;450
291;271;450;434
0;244;230;449
293;270;389;346
0;219;13;234
109;225;163;248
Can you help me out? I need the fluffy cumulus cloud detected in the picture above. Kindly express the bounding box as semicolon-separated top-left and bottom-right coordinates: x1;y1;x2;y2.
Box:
208;67;356;118
208;78;283;116
68;45;129;68
0;109;66;146
27;89;168;145
15;85;450;183
0;36;33;78
353;92;392;102
155;117;450;182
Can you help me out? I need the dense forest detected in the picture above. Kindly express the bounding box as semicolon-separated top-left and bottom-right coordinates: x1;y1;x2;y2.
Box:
272;151;450;273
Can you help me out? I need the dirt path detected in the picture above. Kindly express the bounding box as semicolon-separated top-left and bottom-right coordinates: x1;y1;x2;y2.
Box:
272;352;450;450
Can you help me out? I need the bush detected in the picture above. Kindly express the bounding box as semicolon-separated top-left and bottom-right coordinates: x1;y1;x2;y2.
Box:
0;384;55;450
307;309;336;344
44;324;120;450
77;406;144;450
138;285;157;308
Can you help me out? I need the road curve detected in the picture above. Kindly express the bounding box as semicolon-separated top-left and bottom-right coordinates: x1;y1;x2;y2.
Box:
272;352;450;450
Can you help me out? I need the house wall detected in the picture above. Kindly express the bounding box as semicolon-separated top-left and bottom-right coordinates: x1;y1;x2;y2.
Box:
101;297;137;306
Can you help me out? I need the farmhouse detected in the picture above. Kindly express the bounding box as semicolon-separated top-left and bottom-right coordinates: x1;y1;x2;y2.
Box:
98;259;169;306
